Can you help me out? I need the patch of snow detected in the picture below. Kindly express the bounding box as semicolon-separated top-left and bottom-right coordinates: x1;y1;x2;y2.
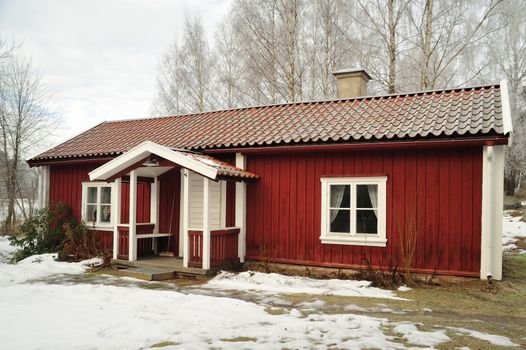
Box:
205;271;406;300
448;327;519;347
393;322;450;347
397;285;412;292
422;308;433;313
0;252;102;285
503;211;526;252
0;236;17;263
0;282;413;350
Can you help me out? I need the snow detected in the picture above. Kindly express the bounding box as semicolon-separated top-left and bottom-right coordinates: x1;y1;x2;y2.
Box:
0;237;520;349
397;285;412;292
502;211;526;252
393;323;450;347
0;252;102;285
448;327;519;347
0;280;409;349
204;270;406;300
0;236;17;263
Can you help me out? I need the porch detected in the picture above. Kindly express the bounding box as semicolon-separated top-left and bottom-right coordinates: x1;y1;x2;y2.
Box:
88;141;257;272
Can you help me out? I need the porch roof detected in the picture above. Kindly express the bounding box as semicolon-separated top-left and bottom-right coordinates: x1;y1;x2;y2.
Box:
88;141;258;182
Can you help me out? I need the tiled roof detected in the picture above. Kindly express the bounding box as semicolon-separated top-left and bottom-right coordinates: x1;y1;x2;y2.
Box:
30;84;507;162
181;151;259;180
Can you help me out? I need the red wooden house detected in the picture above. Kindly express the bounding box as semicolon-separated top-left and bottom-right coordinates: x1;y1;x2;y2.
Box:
28;70;512;280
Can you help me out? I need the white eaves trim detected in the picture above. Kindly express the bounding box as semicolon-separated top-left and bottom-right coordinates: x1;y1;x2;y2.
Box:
500;79;513;137
88;141;218;181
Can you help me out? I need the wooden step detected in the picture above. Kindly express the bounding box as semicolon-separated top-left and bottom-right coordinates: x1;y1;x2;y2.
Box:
112;266;176;281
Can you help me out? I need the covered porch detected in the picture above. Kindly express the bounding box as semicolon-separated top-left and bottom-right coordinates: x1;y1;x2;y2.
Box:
88;141;257;271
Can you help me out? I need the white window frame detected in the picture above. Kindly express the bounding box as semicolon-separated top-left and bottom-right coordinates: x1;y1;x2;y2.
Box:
320;176;387;247
81;182;114;229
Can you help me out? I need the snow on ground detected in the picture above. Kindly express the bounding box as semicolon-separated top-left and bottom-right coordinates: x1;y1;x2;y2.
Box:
0;236;17;263
204;270;406;300
0;251;102;285
503;211;526;252
447;327;520;347
0;270;407;349
0;236;520;349
393;323;450;347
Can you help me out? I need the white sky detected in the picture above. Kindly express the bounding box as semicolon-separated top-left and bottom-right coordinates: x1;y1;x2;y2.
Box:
0;0;232;153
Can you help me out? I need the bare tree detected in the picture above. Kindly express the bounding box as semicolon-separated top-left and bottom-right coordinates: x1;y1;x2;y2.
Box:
355;0;411;93
486;1;526;194
153;39;184;116
0;54;57;233
214;17;245;109
405;0;504;90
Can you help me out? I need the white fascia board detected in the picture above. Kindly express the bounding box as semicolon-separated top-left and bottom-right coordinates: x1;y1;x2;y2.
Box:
89;141;218;181
500;79;513;137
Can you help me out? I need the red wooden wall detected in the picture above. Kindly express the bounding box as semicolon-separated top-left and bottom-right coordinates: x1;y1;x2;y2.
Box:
49;163;154;254
244;147;483;276
48;159;235;258
158;170;181;254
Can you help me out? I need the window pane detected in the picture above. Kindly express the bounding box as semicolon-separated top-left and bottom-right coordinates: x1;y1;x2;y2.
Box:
330;209;350;233
100;205;111;223
356;184;378;208
87;187;97;203
330;184;350;208
86;205;97;223
100;187;112;204
356;209;378;234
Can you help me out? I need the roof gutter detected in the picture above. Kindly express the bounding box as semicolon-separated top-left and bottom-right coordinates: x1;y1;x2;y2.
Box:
204;136;509;155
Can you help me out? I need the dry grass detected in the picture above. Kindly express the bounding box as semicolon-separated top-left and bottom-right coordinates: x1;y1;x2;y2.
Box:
508;209;523;217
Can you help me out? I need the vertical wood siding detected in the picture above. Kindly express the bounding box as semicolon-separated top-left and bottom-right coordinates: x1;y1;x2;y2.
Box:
245;147;483;276
158;170;181;254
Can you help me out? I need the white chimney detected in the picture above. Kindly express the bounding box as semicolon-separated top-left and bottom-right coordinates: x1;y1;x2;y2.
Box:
332;68;371;99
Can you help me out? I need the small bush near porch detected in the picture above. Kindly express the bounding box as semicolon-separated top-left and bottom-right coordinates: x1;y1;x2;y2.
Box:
8;203;108;262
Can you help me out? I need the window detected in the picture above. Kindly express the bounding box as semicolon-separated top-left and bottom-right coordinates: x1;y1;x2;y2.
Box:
82;182;113;227
320;177;387;246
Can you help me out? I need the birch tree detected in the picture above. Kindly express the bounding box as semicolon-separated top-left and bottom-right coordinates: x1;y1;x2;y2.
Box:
0;55;56;234
355;0;411;93
406;0;503;90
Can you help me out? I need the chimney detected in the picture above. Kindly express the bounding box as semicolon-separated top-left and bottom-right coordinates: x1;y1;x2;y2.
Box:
332;68;371;99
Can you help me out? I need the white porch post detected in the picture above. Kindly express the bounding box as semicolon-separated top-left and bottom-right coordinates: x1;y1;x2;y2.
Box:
128;170;138;261
480;145;505;280
235;153;247;263
112;178;122;260
150;176;160;253
202;177;211;270
182;169;190;267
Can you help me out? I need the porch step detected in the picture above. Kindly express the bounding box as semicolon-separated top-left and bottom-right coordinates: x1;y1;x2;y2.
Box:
113;266;176;281
111;258;217;279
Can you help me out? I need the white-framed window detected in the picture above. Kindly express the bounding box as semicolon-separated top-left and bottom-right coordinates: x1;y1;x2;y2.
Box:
320;176;387;247
82;182;114;227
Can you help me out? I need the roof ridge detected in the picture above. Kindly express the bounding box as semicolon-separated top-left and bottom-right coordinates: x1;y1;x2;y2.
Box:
101;83;502;125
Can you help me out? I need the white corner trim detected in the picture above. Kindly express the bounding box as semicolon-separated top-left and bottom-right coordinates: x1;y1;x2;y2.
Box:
500;79;514;136
235;153;247;262
37;166;50;209
88;140;218;181
480;145;504;280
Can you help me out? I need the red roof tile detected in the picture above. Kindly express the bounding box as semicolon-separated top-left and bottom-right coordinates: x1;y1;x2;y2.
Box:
30;84;507;162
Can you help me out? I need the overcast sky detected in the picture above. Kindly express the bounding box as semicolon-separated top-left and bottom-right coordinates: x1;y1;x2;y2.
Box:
0;0;231;151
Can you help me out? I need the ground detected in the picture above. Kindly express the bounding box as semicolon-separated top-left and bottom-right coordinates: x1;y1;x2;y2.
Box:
0;214;525;349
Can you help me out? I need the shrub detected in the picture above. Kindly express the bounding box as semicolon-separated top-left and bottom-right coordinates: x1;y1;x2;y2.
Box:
8;203;107;263
59;222;108;261
9;203;77;262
